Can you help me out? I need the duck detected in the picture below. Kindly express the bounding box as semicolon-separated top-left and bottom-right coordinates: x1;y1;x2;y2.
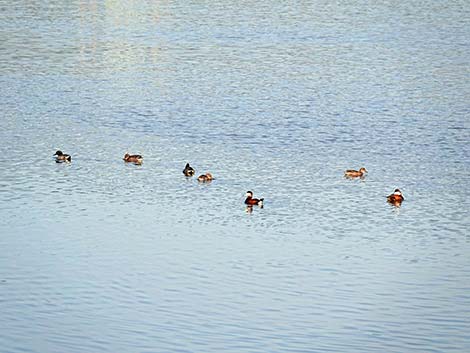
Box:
387;188;404;206
344;167;367;178
244;191;264;206
123;153;143;164
53;150;71;163
183;163;195;176
197;173;213;182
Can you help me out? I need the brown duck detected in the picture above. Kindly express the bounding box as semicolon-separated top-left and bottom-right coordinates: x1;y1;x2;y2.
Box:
244;191;264;206
123;153;143;164
197;173;213;182
387;188;404;206
344;167;367;178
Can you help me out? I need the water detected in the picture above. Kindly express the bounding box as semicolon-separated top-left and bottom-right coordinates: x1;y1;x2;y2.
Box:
1;1;469;352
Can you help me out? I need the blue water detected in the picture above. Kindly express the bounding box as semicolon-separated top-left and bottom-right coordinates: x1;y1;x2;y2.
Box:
1;1;469;352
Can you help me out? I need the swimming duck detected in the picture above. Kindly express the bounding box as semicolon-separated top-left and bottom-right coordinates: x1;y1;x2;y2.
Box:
387;188;404;206
344;167;367;178
197;173;213;182
244;191;264;206
183;163;195;176
123;153;143;164
53;150;71;163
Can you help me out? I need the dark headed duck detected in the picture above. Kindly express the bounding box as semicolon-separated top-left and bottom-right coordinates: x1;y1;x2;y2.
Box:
344;167;367;178
183;163;195;176
54;150;71;163
197;173;213;182
245;191;264;206
123;153;143;164
387;188;404;206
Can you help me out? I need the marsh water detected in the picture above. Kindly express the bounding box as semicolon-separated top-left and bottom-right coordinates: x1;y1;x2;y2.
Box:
1;1;470;352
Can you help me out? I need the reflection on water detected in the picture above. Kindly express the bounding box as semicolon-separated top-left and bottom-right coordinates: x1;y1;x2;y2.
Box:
1;0;470;352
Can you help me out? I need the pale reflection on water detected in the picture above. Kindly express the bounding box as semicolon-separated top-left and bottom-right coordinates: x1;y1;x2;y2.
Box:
1;0;470;352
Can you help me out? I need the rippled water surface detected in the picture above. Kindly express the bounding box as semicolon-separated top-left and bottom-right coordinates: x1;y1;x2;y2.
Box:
1;1;470;352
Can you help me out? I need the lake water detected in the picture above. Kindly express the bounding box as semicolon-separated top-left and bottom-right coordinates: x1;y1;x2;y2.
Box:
1;1;469;352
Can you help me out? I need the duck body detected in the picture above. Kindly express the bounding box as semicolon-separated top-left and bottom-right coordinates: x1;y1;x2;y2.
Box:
123;153;143;164
387;189;404;206
244;191;264;206
344;167;367;178
197;173;213;182
183;163;195;176
54;150;71;163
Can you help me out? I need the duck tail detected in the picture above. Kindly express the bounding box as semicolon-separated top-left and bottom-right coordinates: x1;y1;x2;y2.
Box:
67;156;72;162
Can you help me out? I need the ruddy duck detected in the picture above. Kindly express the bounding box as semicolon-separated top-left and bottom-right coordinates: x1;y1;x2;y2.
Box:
197;173;213;182
123;153;143;164
344;167;367;178
183;163;195;176
244;191;264;206
387;188;404;206
53;150;71;163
